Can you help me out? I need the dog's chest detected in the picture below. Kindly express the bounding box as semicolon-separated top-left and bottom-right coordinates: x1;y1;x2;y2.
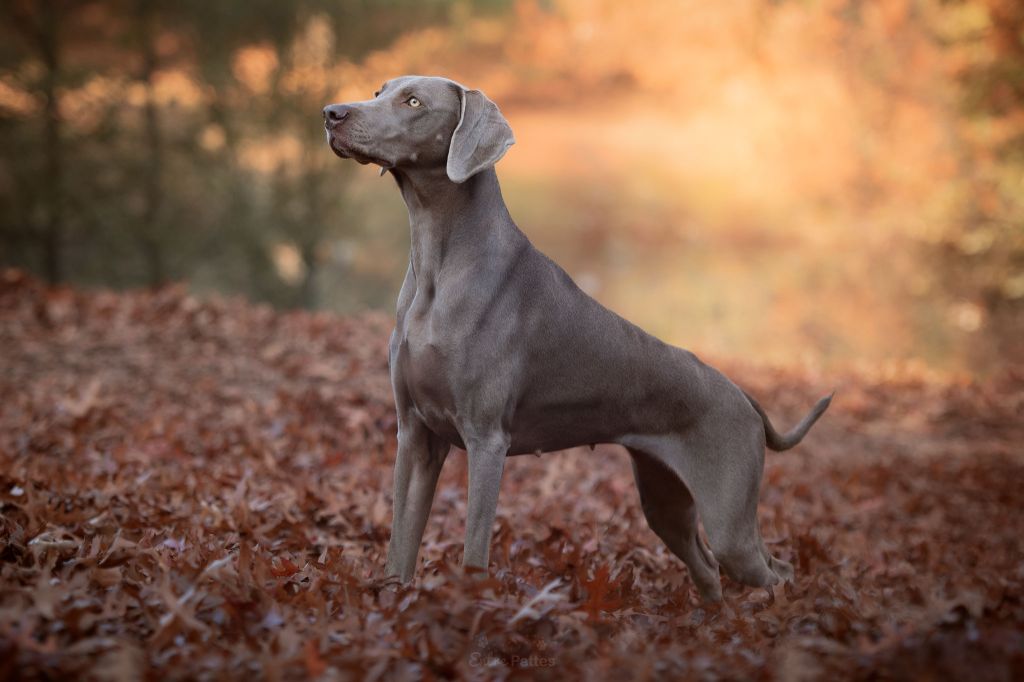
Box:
392;306;469;443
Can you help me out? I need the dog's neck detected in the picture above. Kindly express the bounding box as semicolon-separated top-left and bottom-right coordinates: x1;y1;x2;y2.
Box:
392;166;516;284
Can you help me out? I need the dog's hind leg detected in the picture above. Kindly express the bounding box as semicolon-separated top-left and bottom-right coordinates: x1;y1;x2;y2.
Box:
677;423;784;589
625;423;784;589
628;447;722;602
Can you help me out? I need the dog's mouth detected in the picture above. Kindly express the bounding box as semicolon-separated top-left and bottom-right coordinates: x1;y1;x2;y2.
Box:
327;131;392;170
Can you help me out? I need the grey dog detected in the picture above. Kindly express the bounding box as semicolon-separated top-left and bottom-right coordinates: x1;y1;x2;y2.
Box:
324;76;832;601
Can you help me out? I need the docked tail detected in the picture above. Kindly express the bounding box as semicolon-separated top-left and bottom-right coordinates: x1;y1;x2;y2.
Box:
743;390;834;452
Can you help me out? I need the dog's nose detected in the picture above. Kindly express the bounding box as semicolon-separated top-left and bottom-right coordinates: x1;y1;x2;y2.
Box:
323;104;352;125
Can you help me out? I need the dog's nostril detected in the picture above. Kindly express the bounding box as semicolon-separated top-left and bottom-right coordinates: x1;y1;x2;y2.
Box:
323;104;351;123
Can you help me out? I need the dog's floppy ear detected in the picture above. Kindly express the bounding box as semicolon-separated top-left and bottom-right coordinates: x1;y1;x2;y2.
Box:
447;88;514;184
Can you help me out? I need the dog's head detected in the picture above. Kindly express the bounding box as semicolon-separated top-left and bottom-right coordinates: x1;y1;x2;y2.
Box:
323;75;514;183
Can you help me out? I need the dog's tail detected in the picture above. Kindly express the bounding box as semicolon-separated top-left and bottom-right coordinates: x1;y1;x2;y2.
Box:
743;390;834;452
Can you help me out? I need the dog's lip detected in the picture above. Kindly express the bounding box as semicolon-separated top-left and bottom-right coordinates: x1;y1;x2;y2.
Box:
328;136;390;168
328;138;353;160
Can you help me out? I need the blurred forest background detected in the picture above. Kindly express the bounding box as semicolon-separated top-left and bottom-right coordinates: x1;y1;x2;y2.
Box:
1;0;1022;375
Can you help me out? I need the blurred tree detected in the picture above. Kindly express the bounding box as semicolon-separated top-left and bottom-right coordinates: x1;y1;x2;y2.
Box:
0;0;118;282
0;0;511;303
940;0;1024;361
134;0;166;286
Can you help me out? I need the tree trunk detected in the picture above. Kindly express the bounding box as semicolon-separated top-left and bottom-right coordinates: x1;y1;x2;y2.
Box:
138;0;166;288
40;0;63;283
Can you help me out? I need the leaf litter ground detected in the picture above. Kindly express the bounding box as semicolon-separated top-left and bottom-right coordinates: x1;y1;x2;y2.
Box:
1;270;1022;680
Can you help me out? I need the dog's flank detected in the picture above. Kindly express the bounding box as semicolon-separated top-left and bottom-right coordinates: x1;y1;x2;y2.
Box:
324;76;832;602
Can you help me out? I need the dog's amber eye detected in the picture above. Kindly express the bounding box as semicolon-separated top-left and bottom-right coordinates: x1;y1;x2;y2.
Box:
407;97;421;108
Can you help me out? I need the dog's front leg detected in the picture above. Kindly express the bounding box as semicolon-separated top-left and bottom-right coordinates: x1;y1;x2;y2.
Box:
385;418;447;582
462;432;510;572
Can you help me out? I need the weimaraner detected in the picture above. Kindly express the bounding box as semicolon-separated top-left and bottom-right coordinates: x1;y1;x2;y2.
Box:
323;76;832;601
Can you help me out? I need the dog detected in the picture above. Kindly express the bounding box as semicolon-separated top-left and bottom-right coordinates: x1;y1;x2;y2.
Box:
324;76;832;601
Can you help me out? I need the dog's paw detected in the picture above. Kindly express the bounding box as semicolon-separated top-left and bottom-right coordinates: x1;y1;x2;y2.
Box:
694;579;723;603
768;556;795;582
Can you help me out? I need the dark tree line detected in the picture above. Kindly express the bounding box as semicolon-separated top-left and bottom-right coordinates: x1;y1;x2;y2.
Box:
0;0;510;307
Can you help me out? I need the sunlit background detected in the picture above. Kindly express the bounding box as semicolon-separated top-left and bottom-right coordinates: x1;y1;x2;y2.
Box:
2;0;1021;375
